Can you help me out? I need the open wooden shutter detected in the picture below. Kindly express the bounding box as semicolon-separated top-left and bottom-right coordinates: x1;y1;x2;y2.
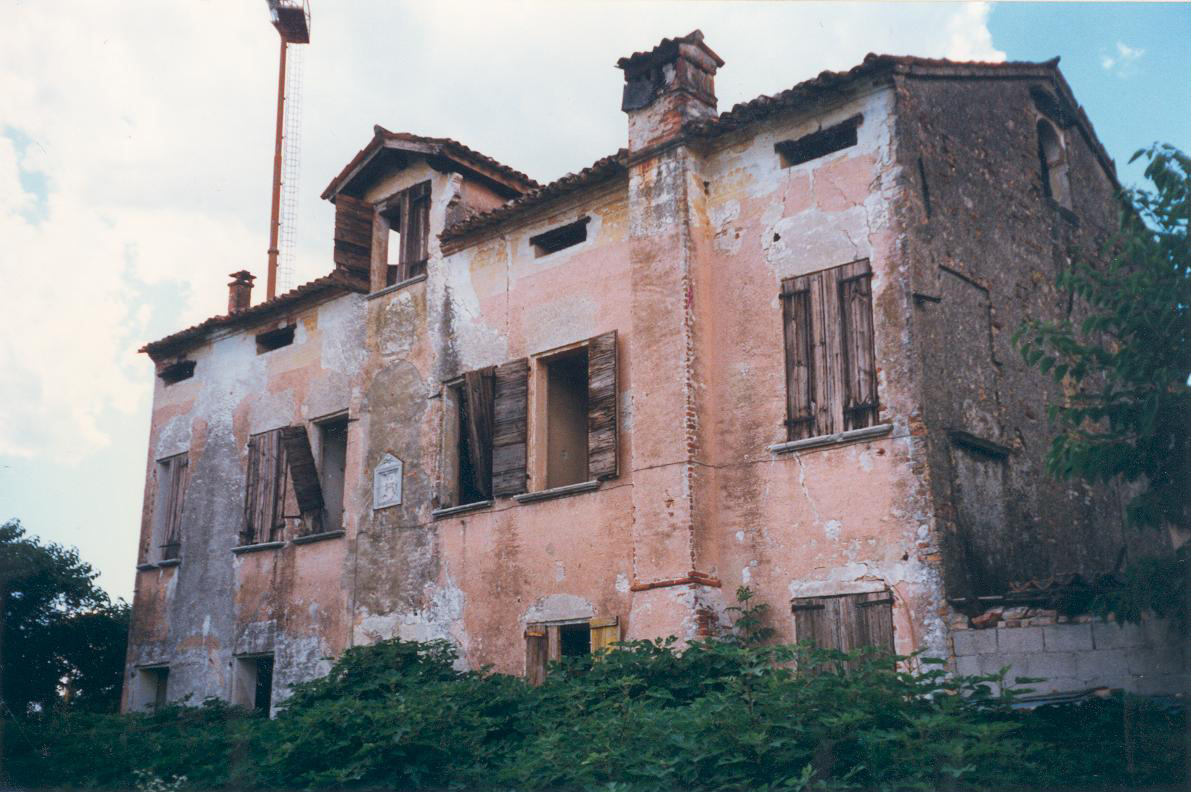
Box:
525;624;548;686
589;616;621;653
161;454;188;559
332;195;372;276
586;331;618;480
243;430;287;545
492;358;529;496
463;368;495;499
400;181;431;281
781;280;816;440
837;260;878;430
281;425;324;515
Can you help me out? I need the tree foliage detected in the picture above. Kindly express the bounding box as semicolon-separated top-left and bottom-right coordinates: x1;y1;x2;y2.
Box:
0;519;130;714
1014;144;1190;531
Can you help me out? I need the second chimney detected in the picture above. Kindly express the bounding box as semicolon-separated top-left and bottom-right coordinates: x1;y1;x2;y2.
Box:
616;30;724;152
228;270;255;314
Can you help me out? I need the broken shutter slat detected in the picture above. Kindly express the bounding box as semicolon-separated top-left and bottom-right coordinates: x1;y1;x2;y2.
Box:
332;195;373;276
586;330;618;480
280;425;324;515
268;430;288;542
242;435;261;545
492;358;529;497
781;280;815;440
525;624;548;686
837;260;878;431
589;616;621;653
463;367;495;499
403;181;430;280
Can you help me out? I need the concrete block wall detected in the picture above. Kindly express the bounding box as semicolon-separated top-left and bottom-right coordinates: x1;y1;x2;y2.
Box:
951;610;1186;696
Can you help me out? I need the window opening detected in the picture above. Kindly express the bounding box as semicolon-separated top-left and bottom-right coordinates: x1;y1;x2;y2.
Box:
1036;119;1071;210
138;666;169;712
233;654;275;713
559;622;592;657
256;324;295;354
158;359;195;385
381;180;431;288
791;591;893;664
543;347;589;488
318;417;348;532
525;617;619;685
530;217;589;257
453;372;493;506
385;207;402;287
775;115;862;168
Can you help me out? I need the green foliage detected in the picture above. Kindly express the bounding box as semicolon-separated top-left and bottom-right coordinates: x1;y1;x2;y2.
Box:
6;635;1184;791
1;519;130;714
726;585;777;645
1013;144;1190;531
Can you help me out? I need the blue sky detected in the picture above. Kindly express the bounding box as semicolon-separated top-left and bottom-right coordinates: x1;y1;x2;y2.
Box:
1;2;1186;601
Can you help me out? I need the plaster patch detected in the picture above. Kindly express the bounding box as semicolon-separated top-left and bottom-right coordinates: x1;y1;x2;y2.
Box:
524;594;594;624
824;520;842;541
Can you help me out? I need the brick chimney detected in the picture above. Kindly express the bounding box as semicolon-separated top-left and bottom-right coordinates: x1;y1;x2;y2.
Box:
228;270;255;314
616;30;723;152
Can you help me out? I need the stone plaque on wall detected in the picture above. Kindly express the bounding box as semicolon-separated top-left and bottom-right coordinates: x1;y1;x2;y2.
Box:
373;453;403;509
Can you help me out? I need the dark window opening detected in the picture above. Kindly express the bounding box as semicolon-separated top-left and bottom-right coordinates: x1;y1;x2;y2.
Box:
775;115;862;168
382;180;430;287
530;217;590;257
141;666;169;711
255;324;295;354
559;622;592;658
916;157;932;219
159;359;196;385
543;348;590;488
455;382;490;506
318;417;348;532
234;654;275;713
1036;119;1071;210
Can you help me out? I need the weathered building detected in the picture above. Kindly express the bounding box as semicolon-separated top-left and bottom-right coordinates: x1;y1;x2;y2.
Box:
124;32;1183;713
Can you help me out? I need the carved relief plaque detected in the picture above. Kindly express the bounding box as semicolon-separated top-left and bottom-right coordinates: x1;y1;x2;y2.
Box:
373;453;404;509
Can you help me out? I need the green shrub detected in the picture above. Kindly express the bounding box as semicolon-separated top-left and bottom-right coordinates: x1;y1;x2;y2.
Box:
5;636;1183;790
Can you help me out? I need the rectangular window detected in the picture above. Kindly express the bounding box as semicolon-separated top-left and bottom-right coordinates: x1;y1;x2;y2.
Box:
780;259;878;440
150;453;189;562
136;666;169;712
529;216;589;257
541;347;589;488
318;417;348;532
440;370;495;508
242;429;288;545
525;616;620;684
158;359;195;385
381;180;431;288
791;591;894;657
256;325;295;354
775;115;862;168
233;654;274;714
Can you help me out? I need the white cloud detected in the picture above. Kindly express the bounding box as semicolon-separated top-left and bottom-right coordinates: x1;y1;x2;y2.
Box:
1101;41;1145;77
1;2;1002;463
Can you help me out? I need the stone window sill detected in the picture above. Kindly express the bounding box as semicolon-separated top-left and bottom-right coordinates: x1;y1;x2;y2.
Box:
367;273;427;300
291;529;346;546
136;559;181;571
513;479;600;504
431;500;493;519
231;540;285;555
767;423;893;455
158;558;181;568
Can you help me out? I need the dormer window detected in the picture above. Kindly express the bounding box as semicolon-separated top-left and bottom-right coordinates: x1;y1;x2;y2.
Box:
379;180;431;287
530;217;589;257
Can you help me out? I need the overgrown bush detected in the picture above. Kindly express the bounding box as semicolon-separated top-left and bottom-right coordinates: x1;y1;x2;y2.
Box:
5;636;1183;790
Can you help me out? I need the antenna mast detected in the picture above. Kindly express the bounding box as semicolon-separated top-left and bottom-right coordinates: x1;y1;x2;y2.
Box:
264;1;310;300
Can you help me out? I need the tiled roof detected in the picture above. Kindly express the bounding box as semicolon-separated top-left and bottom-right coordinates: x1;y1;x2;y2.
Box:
141;269;369;361
321;127;540;201
439;149;630;245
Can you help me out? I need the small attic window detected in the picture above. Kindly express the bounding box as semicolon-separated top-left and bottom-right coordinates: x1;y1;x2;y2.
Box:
775;115;862;168
530;217;590;257
159;360;196;386
256;324;296;354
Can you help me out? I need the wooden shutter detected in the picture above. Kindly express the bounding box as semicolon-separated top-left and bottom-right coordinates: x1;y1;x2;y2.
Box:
792;591;894;656
463;368;495;499
492;358;529;496
586;331;618;480
281;425;324;514
400;181;431;281
332;195;373;276
525;625;548;686
161;454;188;560
837;260;878;430
589;616;621;653
781;281;816;439
242;430;287;545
